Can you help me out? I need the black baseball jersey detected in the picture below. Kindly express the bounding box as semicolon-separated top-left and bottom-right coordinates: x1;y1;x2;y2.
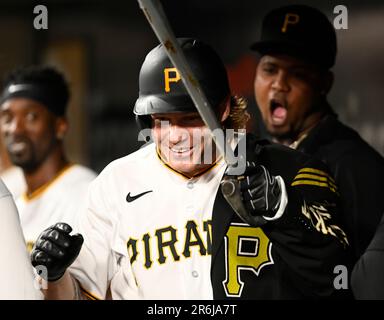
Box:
295;111;384;260
211;135;351;299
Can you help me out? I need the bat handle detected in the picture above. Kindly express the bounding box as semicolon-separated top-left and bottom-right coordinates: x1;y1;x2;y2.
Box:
221;175;267;227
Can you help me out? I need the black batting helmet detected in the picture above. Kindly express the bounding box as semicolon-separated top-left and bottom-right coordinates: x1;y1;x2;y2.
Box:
134;38;230;128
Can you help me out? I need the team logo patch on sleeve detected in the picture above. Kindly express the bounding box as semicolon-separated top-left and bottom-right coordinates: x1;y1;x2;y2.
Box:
291;168;338;194
301;200;349;247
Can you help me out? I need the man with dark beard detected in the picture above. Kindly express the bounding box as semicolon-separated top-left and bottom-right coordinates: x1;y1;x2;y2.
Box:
0;66;96;251
251;5;384;265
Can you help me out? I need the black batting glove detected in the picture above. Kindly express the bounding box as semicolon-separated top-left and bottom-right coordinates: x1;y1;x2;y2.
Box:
240;162;282;218
31;222;83;282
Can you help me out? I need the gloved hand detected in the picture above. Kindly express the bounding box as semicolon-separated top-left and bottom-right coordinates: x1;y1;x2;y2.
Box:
240;162;283;218
221;160;286;227
31;222;83;282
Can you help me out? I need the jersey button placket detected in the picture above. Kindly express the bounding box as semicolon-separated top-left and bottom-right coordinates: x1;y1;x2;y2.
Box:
187;181;194;189
185;180;195;217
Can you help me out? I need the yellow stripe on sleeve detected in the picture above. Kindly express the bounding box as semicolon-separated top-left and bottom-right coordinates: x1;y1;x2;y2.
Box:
297;168;336;184
291;180;338;194
293;173;337;189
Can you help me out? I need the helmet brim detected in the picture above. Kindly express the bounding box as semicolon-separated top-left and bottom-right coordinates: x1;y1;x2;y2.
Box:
134;94;197;116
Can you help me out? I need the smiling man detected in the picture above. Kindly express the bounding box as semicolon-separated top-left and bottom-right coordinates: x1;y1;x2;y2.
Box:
252;5;384;263
30;38;349;300
0;66;96;250
151;111;227;177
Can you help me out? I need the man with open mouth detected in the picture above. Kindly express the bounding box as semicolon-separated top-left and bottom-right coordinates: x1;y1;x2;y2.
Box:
251;5;384;277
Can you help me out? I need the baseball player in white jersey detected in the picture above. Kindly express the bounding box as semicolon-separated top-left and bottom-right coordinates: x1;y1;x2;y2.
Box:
29;38;289;299
17;164;96;251
71;142;229;299
0;66;96;250
0;178;42;299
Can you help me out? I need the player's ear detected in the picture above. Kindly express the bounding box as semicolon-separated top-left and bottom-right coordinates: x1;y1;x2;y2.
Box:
55;117;68;141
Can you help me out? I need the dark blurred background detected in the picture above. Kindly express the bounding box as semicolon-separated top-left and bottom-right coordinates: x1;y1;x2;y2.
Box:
0;0;383;172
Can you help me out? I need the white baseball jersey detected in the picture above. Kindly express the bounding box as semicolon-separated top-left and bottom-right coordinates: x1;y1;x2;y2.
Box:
16;164;97;251
70;143;227;300
0;165;26;199
0;179;42;299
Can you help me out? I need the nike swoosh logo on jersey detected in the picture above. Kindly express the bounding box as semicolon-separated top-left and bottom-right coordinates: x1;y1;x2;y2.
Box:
126;190;153;202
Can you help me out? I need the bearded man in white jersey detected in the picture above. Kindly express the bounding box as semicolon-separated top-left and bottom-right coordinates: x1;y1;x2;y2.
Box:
30;39;350;300
0;66;96;251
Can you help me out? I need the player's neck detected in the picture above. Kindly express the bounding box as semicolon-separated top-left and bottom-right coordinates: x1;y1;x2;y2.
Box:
185;161;221;179
157;151;221;179
23;150;70;196
274;111;325;147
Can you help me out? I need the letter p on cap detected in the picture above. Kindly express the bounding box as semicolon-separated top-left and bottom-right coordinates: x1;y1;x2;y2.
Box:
281;13;300;33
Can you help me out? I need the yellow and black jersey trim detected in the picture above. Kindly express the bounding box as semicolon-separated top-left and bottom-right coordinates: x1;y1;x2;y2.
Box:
22;163;74;201
291;168;338;194
79;285;101;300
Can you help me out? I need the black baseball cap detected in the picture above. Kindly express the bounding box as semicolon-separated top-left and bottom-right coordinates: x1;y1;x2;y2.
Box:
134;38;230;116
251;5;337;69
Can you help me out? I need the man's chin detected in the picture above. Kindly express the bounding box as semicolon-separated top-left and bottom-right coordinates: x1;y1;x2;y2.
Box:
168;162;213;177
168;160;196;173
9;156;37;172
266;124;291;139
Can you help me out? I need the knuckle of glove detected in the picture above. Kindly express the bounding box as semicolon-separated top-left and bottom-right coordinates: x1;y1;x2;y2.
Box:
47;229;71;248
240;168;266;190
53;222;73;234
40;227;55;240
47;229;61;241
31;249;51;267
241;177;267;199
41;240;65;258
241;185;271;216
